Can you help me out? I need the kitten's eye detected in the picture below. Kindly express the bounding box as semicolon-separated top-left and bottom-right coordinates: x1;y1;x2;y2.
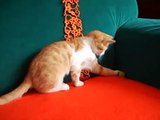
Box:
95;42;99;46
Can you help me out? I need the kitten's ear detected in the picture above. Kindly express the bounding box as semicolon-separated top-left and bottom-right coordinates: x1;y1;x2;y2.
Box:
104;39;116;45
107;39;116;44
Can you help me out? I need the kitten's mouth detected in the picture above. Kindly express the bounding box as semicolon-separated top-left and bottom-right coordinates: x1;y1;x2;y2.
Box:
95;52;102;57
95;54;99;58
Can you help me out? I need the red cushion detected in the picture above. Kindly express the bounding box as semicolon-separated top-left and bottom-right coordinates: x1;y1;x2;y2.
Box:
0;76;160;120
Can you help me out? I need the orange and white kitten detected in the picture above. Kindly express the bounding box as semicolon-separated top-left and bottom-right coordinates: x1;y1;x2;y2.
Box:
0;30;124;105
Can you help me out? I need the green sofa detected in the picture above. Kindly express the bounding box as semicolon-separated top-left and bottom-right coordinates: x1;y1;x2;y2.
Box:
0;0;159;94
0;0;160;119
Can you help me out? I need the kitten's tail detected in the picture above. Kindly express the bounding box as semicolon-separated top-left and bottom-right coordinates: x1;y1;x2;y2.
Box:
0;76;32;105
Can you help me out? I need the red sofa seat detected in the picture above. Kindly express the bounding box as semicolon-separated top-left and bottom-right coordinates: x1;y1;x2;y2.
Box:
0;76;160;120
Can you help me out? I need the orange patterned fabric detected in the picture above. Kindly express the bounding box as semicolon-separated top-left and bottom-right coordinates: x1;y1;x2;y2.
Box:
62;0;90;80
63;0;83;40
80;69;91;80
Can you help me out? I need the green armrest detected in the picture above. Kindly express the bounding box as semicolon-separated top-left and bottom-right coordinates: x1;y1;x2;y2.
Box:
115;18;160;87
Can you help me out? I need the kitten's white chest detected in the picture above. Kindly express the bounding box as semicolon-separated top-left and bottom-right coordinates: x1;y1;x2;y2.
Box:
71;46;96;69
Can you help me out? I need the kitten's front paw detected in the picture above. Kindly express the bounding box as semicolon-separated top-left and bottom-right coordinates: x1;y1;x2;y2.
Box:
116;70;125;77
75;81;84;87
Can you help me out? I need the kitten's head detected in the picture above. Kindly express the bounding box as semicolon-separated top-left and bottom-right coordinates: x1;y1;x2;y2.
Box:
86;30;115;57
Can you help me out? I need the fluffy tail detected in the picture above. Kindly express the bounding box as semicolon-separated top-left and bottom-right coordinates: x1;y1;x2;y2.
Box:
0;77;32;105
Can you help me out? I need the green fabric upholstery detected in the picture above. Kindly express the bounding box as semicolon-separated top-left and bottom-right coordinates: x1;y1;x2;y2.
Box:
80;0;138;35
0;0;65;95
0;0;159;95
114;18;160;87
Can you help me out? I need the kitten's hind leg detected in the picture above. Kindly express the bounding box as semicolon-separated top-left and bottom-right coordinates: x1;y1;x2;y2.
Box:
47;83;70;93
61;83;70;90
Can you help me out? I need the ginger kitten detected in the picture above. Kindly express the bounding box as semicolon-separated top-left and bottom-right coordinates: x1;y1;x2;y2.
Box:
0;30;124;105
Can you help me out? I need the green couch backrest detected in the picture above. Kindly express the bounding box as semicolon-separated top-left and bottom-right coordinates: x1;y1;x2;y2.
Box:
0;0;138;94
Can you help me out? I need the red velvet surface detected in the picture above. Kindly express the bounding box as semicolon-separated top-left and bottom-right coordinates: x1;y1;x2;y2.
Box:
0;76;160;120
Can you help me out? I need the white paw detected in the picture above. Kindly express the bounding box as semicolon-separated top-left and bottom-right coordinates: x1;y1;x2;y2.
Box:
62;83;70;90
75;81;84;87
